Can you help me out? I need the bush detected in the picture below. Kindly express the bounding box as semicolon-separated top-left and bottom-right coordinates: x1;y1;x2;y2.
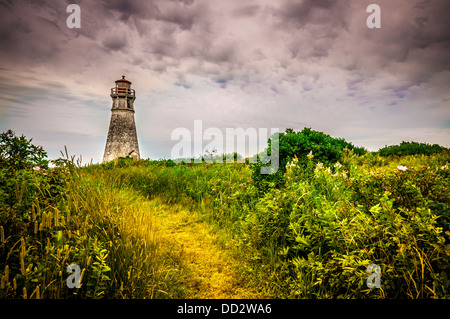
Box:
0;131;178;299
251;128;367;192
0;130;76;299
0;130;66;232
378;141;447;157
243;151;450;298
0;130;48;172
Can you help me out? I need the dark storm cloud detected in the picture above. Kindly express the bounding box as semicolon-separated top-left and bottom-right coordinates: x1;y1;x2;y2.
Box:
102;36;128;51
273;0;350;30
350;0;450;69
104;0;205;32
105;0;160;21
155;3;200;30
1;0;449;72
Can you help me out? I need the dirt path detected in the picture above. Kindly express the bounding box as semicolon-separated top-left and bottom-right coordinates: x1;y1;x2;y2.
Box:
149;198;260;299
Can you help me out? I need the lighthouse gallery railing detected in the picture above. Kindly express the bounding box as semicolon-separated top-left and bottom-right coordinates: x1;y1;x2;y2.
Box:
111;87;135;96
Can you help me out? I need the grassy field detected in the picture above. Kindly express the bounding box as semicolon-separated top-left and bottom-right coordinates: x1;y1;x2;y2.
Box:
1;129;449;299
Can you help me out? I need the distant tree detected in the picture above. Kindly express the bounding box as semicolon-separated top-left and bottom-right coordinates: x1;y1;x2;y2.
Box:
377;141;447;157
0;129;48;172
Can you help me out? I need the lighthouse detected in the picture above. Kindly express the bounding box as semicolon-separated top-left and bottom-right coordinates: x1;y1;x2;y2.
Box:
103;76;140;163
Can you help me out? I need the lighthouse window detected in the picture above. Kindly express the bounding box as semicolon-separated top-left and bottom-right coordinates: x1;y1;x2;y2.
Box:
127;99;131;109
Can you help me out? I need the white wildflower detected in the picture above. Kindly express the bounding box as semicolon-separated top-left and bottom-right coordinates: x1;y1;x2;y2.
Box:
334;162;342;169
397;165;407;171
314;162;324;173
307;151;314;160
286;157;299;169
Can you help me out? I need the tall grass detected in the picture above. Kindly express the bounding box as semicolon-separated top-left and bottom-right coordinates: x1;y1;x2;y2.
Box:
0;157;186;299
90;161;260;227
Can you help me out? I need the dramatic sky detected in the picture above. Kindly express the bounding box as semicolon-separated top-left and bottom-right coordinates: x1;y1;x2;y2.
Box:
0;0;449;163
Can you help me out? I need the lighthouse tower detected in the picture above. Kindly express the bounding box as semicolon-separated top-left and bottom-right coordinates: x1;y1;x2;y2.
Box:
103;76;140;163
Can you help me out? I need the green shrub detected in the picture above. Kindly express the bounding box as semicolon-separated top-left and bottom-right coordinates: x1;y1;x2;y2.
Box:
242;150;450;298
251;128;367;192
1;132;181;299
378;141;447;157
0;129;48;172
0;131;76;299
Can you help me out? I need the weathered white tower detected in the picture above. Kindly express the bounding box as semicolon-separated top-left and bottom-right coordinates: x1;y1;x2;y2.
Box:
103;76;140;163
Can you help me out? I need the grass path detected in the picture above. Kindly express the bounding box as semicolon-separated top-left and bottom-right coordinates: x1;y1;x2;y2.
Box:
148;198;261;299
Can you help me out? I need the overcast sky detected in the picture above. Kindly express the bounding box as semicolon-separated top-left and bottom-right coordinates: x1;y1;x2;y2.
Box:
0;0;449;163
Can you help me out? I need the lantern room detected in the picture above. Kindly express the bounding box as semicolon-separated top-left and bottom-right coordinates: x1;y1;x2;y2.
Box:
110;75;136;110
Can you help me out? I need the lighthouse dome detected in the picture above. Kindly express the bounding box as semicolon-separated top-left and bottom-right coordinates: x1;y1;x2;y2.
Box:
115;75;131;84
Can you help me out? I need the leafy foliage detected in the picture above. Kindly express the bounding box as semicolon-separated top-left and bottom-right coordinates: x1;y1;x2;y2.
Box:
0;130;180;299
0;129;48;172
378;141;447;157
245;151;450;298
251;127;367;192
